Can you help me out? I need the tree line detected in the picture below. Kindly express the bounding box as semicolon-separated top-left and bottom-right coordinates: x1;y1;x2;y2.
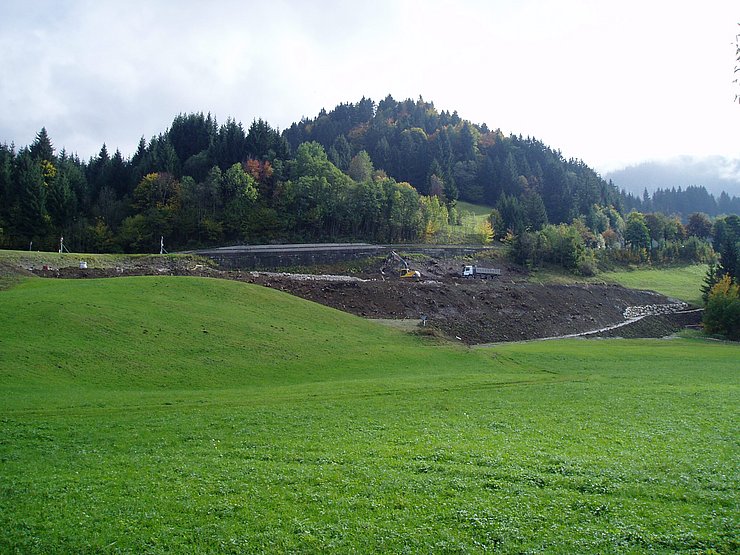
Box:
0;96;737;256
623;185;740;218
0;117;447;252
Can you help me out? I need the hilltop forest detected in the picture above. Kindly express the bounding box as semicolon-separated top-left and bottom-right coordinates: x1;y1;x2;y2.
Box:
0;95;738;255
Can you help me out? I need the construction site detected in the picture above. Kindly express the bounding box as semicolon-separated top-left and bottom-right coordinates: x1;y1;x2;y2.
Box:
16;243;702;344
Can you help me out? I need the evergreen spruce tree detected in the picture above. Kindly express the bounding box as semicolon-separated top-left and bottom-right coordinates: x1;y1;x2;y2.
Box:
29;127;54;161
16;151;47;241
702;264;719;304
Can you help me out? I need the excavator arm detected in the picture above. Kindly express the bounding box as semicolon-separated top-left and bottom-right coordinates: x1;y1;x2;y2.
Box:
380;251;420;279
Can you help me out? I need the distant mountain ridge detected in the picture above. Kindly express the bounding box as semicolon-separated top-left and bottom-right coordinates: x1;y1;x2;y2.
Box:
605;156;740;198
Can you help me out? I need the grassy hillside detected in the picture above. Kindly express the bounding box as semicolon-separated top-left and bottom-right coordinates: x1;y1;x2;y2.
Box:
0;249;212;290
422;200;493;244
528;264;707;306
1;277;738;553
600;264;707;305
0;277;507;402
455;200;493;217
0;249;208;270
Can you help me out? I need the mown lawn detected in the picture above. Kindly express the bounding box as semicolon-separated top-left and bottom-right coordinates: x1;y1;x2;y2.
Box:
0;276;737;553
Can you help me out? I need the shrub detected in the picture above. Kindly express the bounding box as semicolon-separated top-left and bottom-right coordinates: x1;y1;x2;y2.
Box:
576;254;598;277
679;236;714;264
703;275;740;340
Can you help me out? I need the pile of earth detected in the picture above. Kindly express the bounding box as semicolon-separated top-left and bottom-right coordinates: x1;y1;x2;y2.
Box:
26;253;700;344
236;273;692;343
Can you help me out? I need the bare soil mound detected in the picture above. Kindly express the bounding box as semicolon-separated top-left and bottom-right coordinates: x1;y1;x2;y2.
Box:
237;274;677;343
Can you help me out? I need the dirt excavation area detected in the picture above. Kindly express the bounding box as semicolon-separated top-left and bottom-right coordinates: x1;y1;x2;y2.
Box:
27;251;701;344
242;275;695;344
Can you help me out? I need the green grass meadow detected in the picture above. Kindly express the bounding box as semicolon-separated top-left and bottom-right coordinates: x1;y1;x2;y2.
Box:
600;265;708;306
1;276;738;553
531;264;707;306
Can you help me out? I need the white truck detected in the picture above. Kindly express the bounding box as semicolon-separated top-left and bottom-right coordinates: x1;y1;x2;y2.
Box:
462;265;501;279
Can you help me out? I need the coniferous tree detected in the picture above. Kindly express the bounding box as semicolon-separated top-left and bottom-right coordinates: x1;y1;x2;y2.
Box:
398;127;429;191
702;263;720;304
523;191;548;231
496;193;525;235
109;149;130;198
46;171;75;229
245;119;279;160
0;144;15;236
213;119;247;169
87;144;111;201
328;134;351;171
372;136;392;173
713;215;740;282
16;150;47;242
168;112;214;163
29;127;54;161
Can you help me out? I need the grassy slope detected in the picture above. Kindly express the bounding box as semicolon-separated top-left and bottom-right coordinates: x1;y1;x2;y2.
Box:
0;277;738;553
0;249;208;269
600;264;707;305
431;201;493;244
455;200;493;217
0;249;212;291
529;264;707;306
1;277;507;402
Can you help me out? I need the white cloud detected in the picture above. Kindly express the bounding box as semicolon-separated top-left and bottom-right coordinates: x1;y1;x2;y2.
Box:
0;0;737;173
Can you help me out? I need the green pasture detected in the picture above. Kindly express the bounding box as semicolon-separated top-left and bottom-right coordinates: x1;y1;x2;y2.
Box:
529;264;707;306
0;276;737;553
600;264;708;306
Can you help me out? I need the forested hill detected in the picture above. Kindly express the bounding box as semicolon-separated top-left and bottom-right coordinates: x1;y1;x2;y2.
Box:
284;96;622;223
0;95;736;254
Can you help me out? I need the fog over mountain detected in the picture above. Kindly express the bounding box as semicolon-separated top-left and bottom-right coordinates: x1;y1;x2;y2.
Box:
605;156;740;197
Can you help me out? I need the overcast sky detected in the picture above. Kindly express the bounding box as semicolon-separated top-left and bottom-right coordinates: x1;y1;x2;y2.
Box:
1;0;738;176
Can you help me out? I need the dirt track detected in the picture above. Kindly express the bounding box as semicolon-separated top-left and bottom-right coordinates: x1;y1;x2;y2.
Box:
29;251;700;344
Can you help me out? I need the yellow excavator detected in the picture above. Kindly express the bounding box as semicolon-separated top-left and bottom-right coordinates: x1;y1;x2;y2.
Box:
381;251;421;280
